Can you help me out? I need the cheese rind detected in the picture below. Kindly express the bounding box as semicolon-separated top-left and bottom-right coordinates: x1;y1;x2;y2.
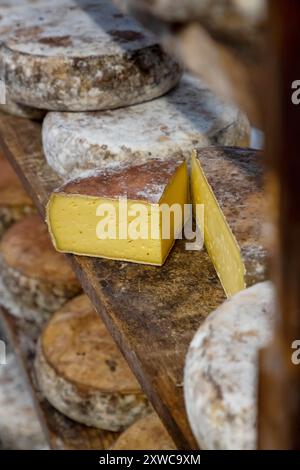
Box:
191;147;267;297
0;1;181;111
111;413;176;450
184;281;274;450
47;159;189;266
35;295;151;431
0;214;81;322
42;74;250;179
0;152;34;238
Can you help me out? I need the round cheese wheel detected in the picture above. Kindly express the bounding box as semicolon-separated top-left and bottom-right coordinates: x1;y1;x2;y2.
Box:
35;294;151;431
184;281;274;450
0;214;81;322
0;352;47;450
111;413;176;450
0;1;181;112
0;153;34;238
43;74;250;179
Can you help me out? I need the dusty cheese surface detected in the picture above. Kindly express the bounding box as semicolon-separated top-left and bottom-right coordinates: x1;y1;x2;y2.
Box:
0;352;47;450
184;281;274;450
36;295;151;431
47;159;189;266
191;146;267;297
0;0;181;111
43;74;250;178
111;413;176;450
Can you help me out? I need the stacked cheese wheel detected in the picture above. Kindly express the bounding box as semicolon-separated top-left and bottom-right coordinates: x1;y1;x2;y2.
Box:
0;0;271;452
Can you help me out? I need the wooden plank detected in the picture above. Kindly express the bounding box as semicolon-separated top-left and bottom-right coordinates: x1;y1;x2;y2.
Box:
0;113;226;449
0;306;118;450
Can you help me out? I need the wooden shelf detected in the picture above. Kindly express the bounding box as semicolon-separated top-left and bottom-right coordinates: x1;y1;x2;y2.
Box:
0;113;226;450
0;306;118;450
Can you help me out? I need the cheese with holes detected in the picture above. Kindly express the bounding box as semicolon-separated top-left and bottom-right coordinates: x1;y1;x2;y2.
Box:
0;214;81;322
47;159;189;266
0;0;181;111
184;281;274;450
111;413;176;450
35;294;151;431
191;147;267;297
42;74;250;179
0;152;34;238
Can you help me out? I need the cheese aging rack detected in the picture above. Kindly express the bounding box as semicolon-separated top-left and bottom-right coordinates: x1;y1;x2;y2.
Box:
0;0;300;451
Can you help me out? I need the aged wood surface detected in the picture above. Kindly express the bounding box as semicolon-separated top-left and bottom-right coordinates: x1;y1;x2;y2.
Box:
0;306;118;450
0;113;226;449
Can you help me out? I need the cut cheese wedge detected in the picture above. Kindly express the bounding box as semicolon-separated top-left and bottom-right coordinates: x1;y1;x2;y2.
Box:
47;159;189;266
191;146;267;297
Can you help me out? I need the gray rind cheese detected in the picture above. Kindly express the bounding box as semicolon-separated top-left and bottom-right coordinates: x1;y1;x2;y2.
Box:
0;214;81;323
184;281;274;450
35;295;151;431
42;74;250;179
0;352;47;450
0;1;181;111
111;413;176;450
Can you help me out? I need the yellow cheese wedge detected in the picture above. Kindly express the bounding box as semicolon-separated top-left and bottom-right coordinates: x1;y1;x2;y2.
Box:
191;147;267;297
47;159;189;266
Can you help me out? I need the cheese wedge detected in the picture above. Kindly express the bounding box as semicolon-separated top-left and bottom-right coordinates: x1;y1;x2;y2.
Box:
191;147;267;297
47;159;189;266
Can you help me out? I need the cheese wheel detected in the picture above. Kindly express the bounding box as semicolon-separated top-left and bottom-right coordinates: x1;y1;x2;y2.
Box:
0;352;47;450
42;74;250;179
0;152;34;238
111;413;176;450
35;295;151;431
191;147;267;297
0;214;81;323
0;1;181;112
184;281;274;450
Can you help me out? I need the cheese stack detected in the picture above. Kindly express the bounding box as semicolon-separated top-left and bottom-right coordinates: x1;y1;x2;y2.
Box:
111;413;176;450
191;147;268;297
35;295;151;431
184;282;274;450
0;0;181;113
43;74;250;179
0;214;81;323
0;152;33;238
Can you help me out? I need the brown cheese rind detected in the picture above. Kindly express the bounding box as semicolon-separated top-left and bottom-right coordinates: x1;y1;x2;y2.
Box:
195;146;268;287
111;413;176;450
52;159;185;204
0;153;34;238
35;295;151;431
0;215;81;322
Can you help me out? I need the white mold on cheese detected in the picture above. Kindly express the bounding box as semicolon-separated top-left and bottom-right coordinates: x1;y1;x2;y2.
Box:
184;281;274;450
43;74;250;179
